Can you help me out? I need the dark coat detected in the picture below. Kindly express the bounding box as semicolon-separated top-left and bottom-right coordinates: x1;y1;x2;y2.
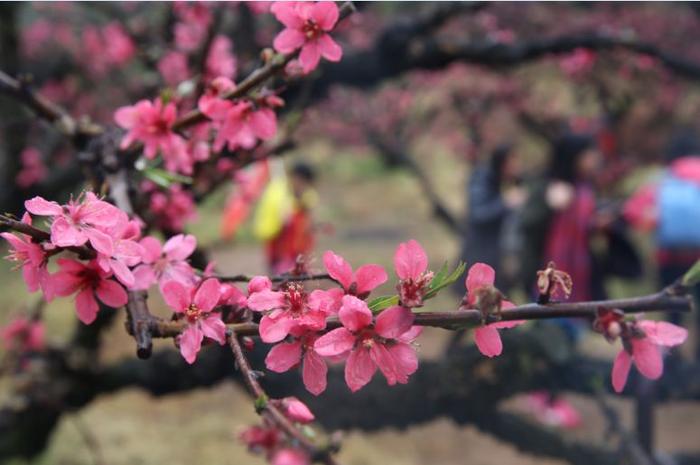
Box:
456;165;509;295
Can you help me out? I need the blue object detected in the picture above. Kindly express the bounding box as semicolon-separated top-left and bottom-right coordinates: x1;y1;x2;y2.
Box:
657;175;700;247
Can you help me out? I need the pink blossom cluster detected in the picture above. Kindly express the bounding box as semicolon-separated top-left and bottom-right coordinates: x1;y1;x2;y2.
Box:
251;241;430;395
143;182;197;232
240;397;315;465
157;3;237;86
1;192;202;330
593;308;688;392
0;317;45;353
198;78;281;153
16;147;48;189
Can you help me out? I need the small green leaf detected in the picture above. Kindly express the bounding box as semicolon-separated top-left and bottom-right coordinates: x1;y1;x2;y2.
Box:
424;261;466;300
254;394;268;413
368;295;399;313
683;259;700;286
142;167;193;187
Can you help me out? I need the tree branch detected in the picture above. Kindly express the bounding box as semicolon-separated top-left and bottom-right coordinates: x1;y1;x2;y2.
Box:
227;330;341;465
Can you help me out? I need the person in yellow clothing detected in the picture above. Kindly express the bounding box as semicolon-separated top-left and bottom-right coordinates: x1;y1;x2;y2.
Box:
254;162;318;274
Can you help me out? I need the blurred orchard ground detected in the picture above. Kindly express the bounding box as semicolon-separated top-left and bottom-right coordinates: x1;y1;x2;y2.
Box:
2;2;700;465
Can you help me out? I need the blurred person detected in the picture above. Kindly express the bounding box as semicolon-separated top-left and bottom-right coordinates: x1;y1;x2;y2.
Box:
254;161;318;274
455;144;525;296
625;129;700;332
520;132;641;307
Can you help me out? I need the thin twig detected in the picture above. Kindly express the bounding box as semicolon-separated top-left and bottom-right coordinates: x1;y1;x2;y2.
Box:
208;272;334;283
227;330;341;465
149;286;693;339
0;69;101;141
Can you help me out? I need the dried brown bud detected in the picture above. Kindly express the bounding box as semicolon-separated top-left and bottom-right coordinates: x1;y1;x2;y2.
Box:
536;261;573;303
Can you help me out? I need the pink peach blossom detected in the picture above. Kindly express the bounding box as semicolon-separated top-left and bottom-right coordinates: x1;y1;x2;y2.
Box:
25;193;125;256
265;330;328;395
248;282;335;343
394;239;433;307
132;234;197;291
611;320;687;393
114;98;188;168
1;213;54;300
162;278;226;364
314;296;421;392
52;259;128;324
323;250;387;298
203;99;277;153
271;1;343;74
466;263;525;358
95;219;145;289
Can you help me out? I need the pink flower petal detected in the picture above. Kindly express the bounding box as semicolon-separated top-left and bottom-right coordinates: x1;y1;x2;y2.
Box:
338;295;372;332
138;237;162;263
370;342;399;385
323;250;354;291
354;264;388;295
50;217;87;247
271;2;304;29
199;315;226;345
612;349;632;393
302;350;328;396
299;41;321;74
272;448;309;465
388;342;419;382
394;239;428;281
180;325;204;364
193;278;221;312
314;327;355;356
85;228;114;256
75;288;99;324
466;262;495;293
25;196;62;216
631;338;663;380
248;276;272;294
474;325;503;357
247;289;286;311
344;348;377;392
95;279;128;308
163;234;196;261
317;34;342;61
273;28;306;54
374;305;414;339
259;314;296;343
161;280;190;312
638;320;688;347
311;1;339;30
265;340;302;373
282;397;315;423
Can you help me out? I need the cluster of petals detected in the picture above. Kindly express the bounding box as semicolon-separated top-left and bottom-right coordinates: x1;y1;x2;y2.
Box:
114;98;189;173
145;183;197;232
240;397;314;465
162;278;227;364
314;296;421;392
465;263;525;357
52;258;128;324
198;78;278;153
609;318;687;392
323;250;387;300
271;1;343;74
1;317;45;353
25;193;125;256
248;280;336;343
